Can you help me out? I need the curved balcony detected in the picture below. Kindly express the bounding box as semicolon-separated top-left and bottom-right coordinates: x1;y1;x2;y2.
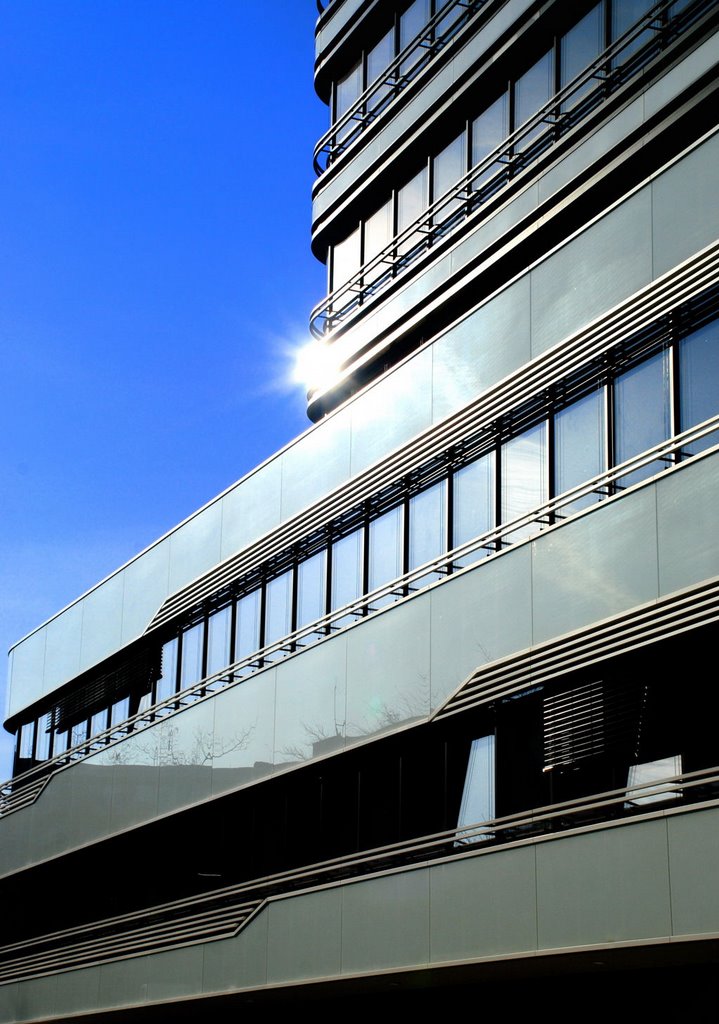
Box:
313;0;490;174
309;0;710;339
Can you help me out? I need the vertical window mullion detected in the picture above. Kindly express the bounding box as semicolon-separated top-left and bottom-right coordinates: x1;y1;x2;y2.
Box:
495;437;503;546
670;333;681;461
325;538;333;632
606;370;616;492
290;558;299;648
446;465;455;572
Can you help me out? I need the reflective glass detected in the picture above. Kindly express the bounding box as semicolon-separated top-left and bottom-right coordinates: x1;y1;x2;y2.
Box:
180;621;204;689
369;505;403;606
555;389;606;513
363;198;394;290
501;421;548;540
331;226;361;292
471;92;509;193
90;709;109;739
235;589;261;663
265;569;293;648
453;450;496;564
53;728;68;755
335;60;362;121
614;350;670;486
409;480;446;587
297;549;327;630
19;721;34;759
625;755;682;806
680;320;719;453
206;605;232;677
514;50;553;151
456;735;496;844
156;637;178;703
399;0;431;78
367;28;394;114
331;528;363;622
612;0;653;59
70;719;88;748
433;130;466;224
111;697;130;728
561;4;604;108
397;166;428;257
35;716;51;760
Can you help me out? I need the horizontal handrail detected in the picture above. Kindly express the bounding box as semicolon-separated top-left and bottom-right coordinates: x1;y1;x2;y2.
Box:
2;414;718;816
310;0;708;338
314;0;489;174
1;761;718;984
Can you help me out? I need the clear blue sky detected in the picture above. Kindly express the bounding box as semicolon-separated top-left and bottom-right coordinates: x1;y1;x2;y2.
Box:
0;2;327;777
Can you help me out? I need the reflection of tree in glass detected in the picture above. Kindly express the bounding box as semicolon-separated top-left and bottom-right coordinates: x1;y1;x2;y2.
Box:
103;723;254;767
348;679;429;738
279;720;346;763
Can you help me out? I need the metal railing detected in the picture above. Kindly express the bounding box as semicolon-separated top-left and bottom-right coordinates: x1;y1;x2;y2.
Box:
2;414;718;818
310;0;709;337
314;0;490;174
1;761;718;985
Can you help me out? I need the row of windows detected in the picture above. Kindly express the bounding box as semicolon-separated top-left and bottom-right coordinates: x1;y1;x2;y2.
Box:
327;0;689;296
326;0;476;168
13;299;719;774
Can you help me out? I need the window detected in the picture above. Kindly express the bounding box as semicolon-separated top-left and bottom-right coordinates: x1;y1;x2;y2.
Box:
614;349;671;486
453;451;495;565
501;421;548;540
456;734;496;844
555;388;606;512
625;755;683;806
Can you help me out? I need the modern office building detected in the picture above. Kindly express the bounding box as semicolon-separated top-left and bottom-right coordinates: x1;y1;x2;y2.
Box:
2;0;719;1017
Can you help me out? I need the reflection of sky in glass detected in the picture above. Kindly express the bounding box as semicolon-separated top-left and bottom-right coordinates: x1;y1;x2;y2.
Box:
501;422;548;537
369;506;403;591
207;606;231;676
457;734;495;843
297;549;327;628
265;571;292;646
453;452;495;557
555;390;605;512
680;321;719;453
409;480;446;570
615;351;670;486
236;590;260;661
180;622;204;688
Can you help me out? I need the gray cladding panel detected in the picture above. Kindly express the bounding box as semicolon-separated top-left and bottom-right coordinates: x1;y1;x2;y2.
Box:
79;570;124;674
220;458;282;562
656;452;719;595
430;544;532;711
530;188;653;357
341;868;430;974
531;485;659;645
431;276;531;423
349;346;433;475
267;888;343;983
42;601;83;696
280;405;352;521
430;847;538;962
119;538;171;645
168;501;223;595
666;807;719;937
202;909;269;993
652;130;719;279
535;819;672;949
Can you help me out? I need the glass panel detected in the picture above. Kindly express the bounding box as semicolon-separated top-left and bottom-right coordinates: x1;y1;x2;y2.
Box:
297;549;327;631
680;320;719;453
331;528;364;624
335;59;362;122
207;605;232;677
363;198;393;289
456;735;496;844
90;709;109;738
612;0;654;61
561;3;604;109
180;621;204;689
555;389;606;513
453;450;496;565
236;589;261;663
156;637;178;703
265;569;293;649
397;166;428;258
35;716;51;760
614;350;670;486
367;27;395;115
399;0;431;78
471;92;509;194
625;755;682;806
514;50;553;151
501;421;548;541
433;130;466;224
19;721;34;760
331;225;361;292
409;479;446;587
70;719;88;748
369;505;403;607
53;728;68;756
111;697;130;729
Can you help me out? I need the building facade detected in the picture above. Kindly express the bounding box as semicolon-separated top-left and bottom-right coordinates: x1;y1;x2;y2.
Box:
2;0;719;1017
